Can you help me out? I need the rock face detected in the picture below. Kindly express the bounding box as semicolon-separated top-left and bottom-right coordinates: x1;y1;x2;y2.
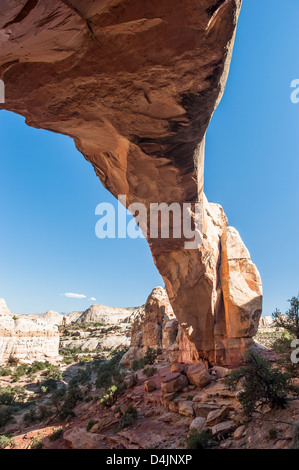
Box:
0;299;60;364
0;0;262;364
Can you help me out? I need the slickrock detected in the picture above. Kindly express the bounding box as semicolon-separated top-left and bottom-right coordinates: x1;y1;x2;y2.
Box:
0;299;60;364
0;0;262;364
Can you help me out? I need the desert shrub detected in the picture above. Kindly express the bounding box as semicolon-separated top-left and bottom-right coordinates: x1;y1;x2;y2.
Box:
11;364;29;382
272;294;299;339
37;405;53;421
185;429;213;449
27;361;47;377
44;364;62;381
119;404;138;429
127;373;138;389
30;436;43;449
0;366;12;377
99;385;119;407
0;407;14;428
143;366;157;378
273;331;298;377
39;379;58;394
0;435;15;449
86;419;98;432
50;386;67;411
131;347;162;371
8;356;19;365
225;349;298;416
0;386;26;406
268;427;277;439
24;408;38;424
58;387;83;420
49;427;63;442
69;366;92;388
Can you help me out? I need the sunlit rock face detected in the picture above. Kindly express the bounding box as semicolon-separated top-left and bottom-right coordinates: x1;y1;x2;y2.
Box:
0;299;60;364
0;0;262;364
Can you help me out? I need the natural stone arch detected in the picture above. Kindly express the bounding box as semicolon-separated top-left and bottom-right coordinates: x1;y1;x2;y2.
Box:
0;0;262;365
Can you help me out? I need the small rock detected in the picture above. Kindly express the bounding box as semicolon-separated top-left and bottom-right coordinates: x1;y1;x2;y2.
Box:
233;425;245;440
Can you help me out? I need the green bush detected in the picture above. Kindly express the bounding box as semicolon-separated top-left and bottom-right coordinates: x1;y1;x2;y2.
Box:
269;427;277;439
0;435;15;449
143;366;157;378
225;349;298;416
185;429;213;449
273;332;298;377
58;387;83;420
49;427;63;442
39;379;58;394
131;347;161;371
0;407;14;428
0;386;26;406
119;404;138;429
0;366;12;377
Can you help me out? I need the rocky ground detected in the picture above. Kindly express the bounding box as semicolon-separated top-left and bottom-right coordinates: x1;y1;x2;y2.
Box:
0;292;298;450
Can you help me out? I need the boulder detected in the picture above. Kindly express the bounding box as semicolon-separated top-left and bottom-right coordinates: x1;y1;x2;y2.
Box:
178;401;194;418
161;373;188;394
186;363;211;389
144;380;156;393
206;407;229;427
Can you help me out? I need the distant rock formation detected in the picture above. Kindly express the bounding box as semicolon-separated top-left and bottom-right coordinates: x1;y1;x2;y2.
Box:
0;299;60;364
0;0;262;364
75;304;137;325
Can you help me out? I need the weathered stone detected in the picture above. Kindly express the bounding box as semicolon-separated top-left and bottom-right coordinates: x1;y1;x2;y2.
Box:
211;420;236;437
210;366;230;378
161;373;188;394
193;403;219;418
186;363;211;388
144;380;156;393
178;401;194;418
233;425;246;440
206;407;229;427
190;417;206;433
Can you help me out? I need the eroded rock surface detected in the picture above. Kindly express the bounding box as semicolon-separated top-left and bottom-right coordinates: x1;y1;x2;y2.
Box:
0;299;60;364
0;0;262;364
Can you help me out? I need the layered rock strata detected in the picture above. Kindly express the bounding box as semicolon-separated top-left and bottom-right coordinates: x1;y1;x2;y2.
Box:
0;299;60;364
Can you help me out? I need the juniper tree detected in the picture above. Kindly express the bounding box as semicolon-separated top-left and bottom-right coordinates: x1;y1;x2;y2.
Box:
272;294;299;339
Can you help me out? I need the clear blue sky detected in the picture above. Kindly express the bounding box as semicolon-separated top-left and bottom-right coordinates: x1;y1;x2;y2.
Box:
0;0;298;315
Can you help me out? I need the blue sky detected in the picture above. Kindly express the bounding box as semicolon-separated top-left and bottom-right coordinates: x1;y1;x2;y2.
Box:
0;0;298;315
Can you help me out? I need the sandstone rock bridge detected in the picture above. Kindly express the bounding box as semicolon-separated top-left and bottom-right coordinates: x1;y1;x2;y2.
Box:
0;0;262;365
